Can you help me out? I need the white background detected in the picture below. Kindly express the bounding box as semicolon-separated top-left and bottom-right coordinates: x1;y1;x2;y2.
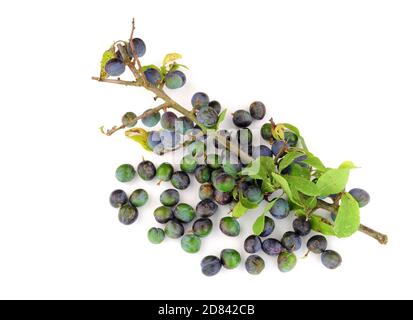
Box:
0;0;412;300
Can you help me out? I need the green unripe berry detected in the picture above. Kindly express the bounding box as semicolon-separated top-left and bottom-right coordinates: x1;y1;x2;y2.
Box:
220;217;241;237
148;227;165;244
156;162;174;182
160;189;180;207
173;203;196;223
118;204;138;225
180;155;198;174
164;220;185;239
199;183;214;201
181;234;202;253
192;218;213;238
261;123;273;141
129;189;148;207
153;206;173;224
213;173;236;193
115;164;136;183
220;249;241;269
277;252;297;273
122;112;138;128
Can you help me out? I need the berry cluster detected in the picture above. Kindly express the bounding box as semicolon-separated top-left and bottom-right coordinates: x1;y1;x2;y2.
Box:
97;21;387;277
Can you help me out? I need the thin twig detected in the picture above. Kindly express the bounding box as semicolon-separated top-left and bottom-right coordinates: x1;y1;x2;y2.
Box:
102;103;169;136
91;77;139;87
316;199;388;245
129;18;148;86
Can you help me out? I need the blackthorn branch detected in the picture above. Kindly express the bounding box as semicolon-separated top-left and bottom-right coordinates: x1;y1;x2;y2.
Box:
94;19;388;252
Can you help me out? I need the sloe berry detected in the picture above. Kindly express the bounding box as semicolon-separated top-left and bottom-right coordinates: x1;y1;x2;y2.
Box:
292;217;312;236
105;58;125;77
181;234;202;253
122;112;137;128
201;256;222;277
244;235;262;254
153;206;173;224
281;232;302;252
193;218;213;238
171;171;191;190
199;183;215;201
349;188;370;208
233;110;253;128
270;198;290;220
109;190;128;208
321;250;342;269
307;235;328;254
115;164;136;183
260;216;275;237
262;238;283;256
191;92;209;109
148;227;165;244
137;160;156;181
249;101;266;120
142;110;161;127
160;189;180;207
165;70;186;89
196;199;218;218
221;249;241;269
118;204;138;225
277;252;297;273
164;220;185;239
173;203;196;223
220;217;240;237
129;189;149;207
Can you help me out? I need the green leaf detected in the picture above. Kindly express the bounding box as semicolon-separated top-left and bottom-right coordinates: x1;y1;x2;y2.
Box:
253;214;266;236
163;53;182;65
316;169;350;197
142;64;161;72
169;63;189;72
100;45;116;79
285;176;320;196
241;157;275;180
282;123;300;136
303;196;317;209
240;192;260;209
262;179;276;193
272;174;303;207
302;156;326;172
310;215;336;236
298;136;309;152
339;161;358;170
125;128;152;152
99;126;105;134
289;163;311;179
232;202;249;218
294;209;306;217
252;200;277;235
278;151;305;173
214;109;227;130
334;193;360;238
160;65;168;78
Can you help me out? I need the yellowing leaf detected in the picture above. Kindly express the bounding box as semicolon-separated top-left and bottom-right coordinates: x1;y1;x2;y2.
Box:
163;53;182;66
125;128;152;152
339;161;359;170
272;124;285;140
100;45;116;79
